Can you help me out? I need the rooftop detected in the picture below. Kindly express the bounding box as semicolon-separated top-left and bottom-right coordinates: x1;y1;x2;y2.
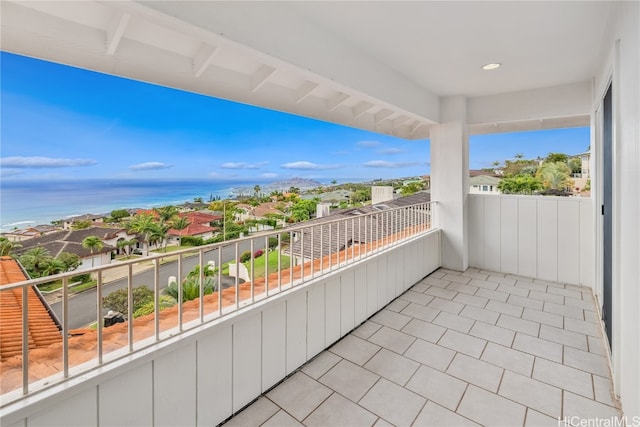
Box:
0;257;61;362
226;268;621;426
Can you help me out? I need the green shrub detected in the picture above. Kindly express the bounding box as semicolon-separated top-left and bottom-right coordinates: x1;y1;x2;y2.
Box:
181;236;204;246
133;295;175;318
268;236;279;249
102;286;154;317
240;250;251;263
164;277;216;302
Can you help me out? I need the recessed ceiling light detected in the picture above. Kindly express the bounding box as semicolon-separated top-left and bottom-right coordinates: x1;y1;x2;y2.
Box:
482;63;501;70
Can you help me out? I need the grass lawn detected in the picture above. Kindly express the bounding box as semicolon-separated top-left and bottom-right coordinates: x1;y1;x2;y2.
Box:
222;251;291;279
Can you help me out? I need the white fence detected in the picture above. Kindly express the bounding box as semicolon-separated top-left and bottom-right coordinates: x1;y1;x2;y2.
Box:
468;194;594;287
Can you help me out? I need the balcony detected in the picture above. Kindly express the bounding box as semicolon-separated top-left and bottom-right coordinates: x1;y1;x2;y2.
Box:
0;197;625;426
226;268;621;426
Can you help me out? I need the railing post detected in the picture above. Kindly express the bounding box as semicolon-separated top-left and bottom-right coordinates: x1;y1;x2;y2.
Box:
21;284;29;395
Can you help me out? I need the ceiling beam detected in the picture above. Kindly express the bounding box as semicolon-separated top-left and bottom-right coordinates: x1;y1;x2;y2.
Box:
392;116;410;129
327;92;350;112
409;121;424;135
374;109;393;124
250;65;277;93
106;12;131;55
193;44;219;78
294;81;318;104
352;101;374;119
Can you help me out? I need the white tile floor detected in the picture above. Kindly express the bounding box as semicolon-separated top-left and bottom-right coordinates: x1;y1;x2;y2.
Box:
223;268;623;426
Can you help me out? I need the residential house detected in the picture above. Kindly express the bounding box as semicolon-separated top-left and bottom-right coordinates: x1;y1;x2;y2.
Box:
62;214;105;230
1;225;60;242
470;175;502;194
15;227;136;269
1;2;638;425
167;211;221;244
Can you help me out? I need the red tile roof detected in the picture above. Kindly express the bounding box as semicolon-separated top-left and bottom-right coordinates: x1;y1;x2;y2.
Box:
0;257;61;362
168;223;219;237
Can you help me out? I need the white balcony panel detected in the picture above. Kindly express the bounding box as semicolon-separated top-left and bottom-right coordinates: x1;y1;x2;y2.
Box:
483;196;502;272
29;388;97;427
518;198;538;278
392;249;404;297
262;302;286;392
557;201;581;284
468;195;484;267
537;199;559;282
340;270;356;336
197;325;232;426
469;195;594;287
377;255;389;308
325;277;341;346
500;197;519;275
286;292;307;375
354;265;368;325
307;285;325;357
155;343;197;427
100;362;153;426
366;261;379;316
232;314;262;412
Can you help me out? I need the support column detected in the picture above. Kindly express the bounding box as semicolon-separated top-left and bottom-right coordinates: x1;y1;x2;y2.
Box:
430;96;469;271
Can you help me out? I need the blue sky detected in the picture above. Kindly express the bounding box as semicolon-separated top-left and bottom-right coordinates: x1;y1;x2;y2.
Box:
1;52;589;183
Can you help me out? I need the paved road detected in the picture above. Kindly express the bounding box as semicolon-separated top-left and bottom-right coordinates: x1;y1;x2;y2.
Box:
51;238;267;329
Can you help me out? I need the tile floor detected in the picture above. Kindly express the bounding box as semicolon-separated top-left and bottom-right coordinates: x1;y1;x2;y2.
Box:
223;268;623;426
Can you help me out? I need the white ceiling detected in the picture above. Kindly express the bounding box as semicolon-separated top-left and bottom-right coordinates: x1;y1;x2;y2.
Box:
289;1;612;97
1;1;614;138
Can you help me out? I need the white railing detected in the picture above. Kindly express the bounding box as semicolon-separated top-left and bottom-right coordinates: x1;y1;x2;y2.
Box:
0;201;435;405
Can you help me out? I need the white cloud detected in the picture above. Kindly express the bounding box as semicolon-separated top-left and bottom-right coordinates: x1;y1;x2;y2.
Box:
128;162;173;171
281;161;342;170
377;148;405;155
356;140;382;148
363;160;421;168
0;169;24;177
1;156;97;168
221;162;267;170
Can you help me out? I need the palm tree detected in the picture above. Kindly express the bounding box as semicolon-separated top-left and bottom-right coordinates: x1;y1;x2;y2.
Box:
154;206;179;224
253;185;261;198
116;239;128;256
0;237;22;256
149;222;170;251
126;238;138;256
536;162;573;190
82;236;104;267
127;214;157;255
171;216;191;231
19;247;53;278
515;153;525;159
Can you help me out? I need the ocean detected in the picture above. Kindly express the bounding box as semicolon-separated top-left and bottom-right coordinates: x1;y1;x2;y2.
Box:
0;179;243;232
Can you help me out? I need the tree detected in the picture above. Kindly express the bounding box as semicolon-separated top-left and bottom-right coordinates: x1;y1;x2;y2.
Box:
116;239;128;256
288;186;300;195
253;185;261;198
514;153;525;159
536;162;573;190
19;247;53;278
491;161;501;168
102;286;154;317
82;236;104;267
289;199;317;222
498;175;543;194
568;157;582;174
72;220;92;230
331;179;338;185
57;252;81;272
149;222;170;250
193;197;203;203
502;159;538;177
154;206;179;223
127;213;157;255
171;217;191;232
110;209;129;222
545;152;569;164
400;181;424;196
0;238;21;256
